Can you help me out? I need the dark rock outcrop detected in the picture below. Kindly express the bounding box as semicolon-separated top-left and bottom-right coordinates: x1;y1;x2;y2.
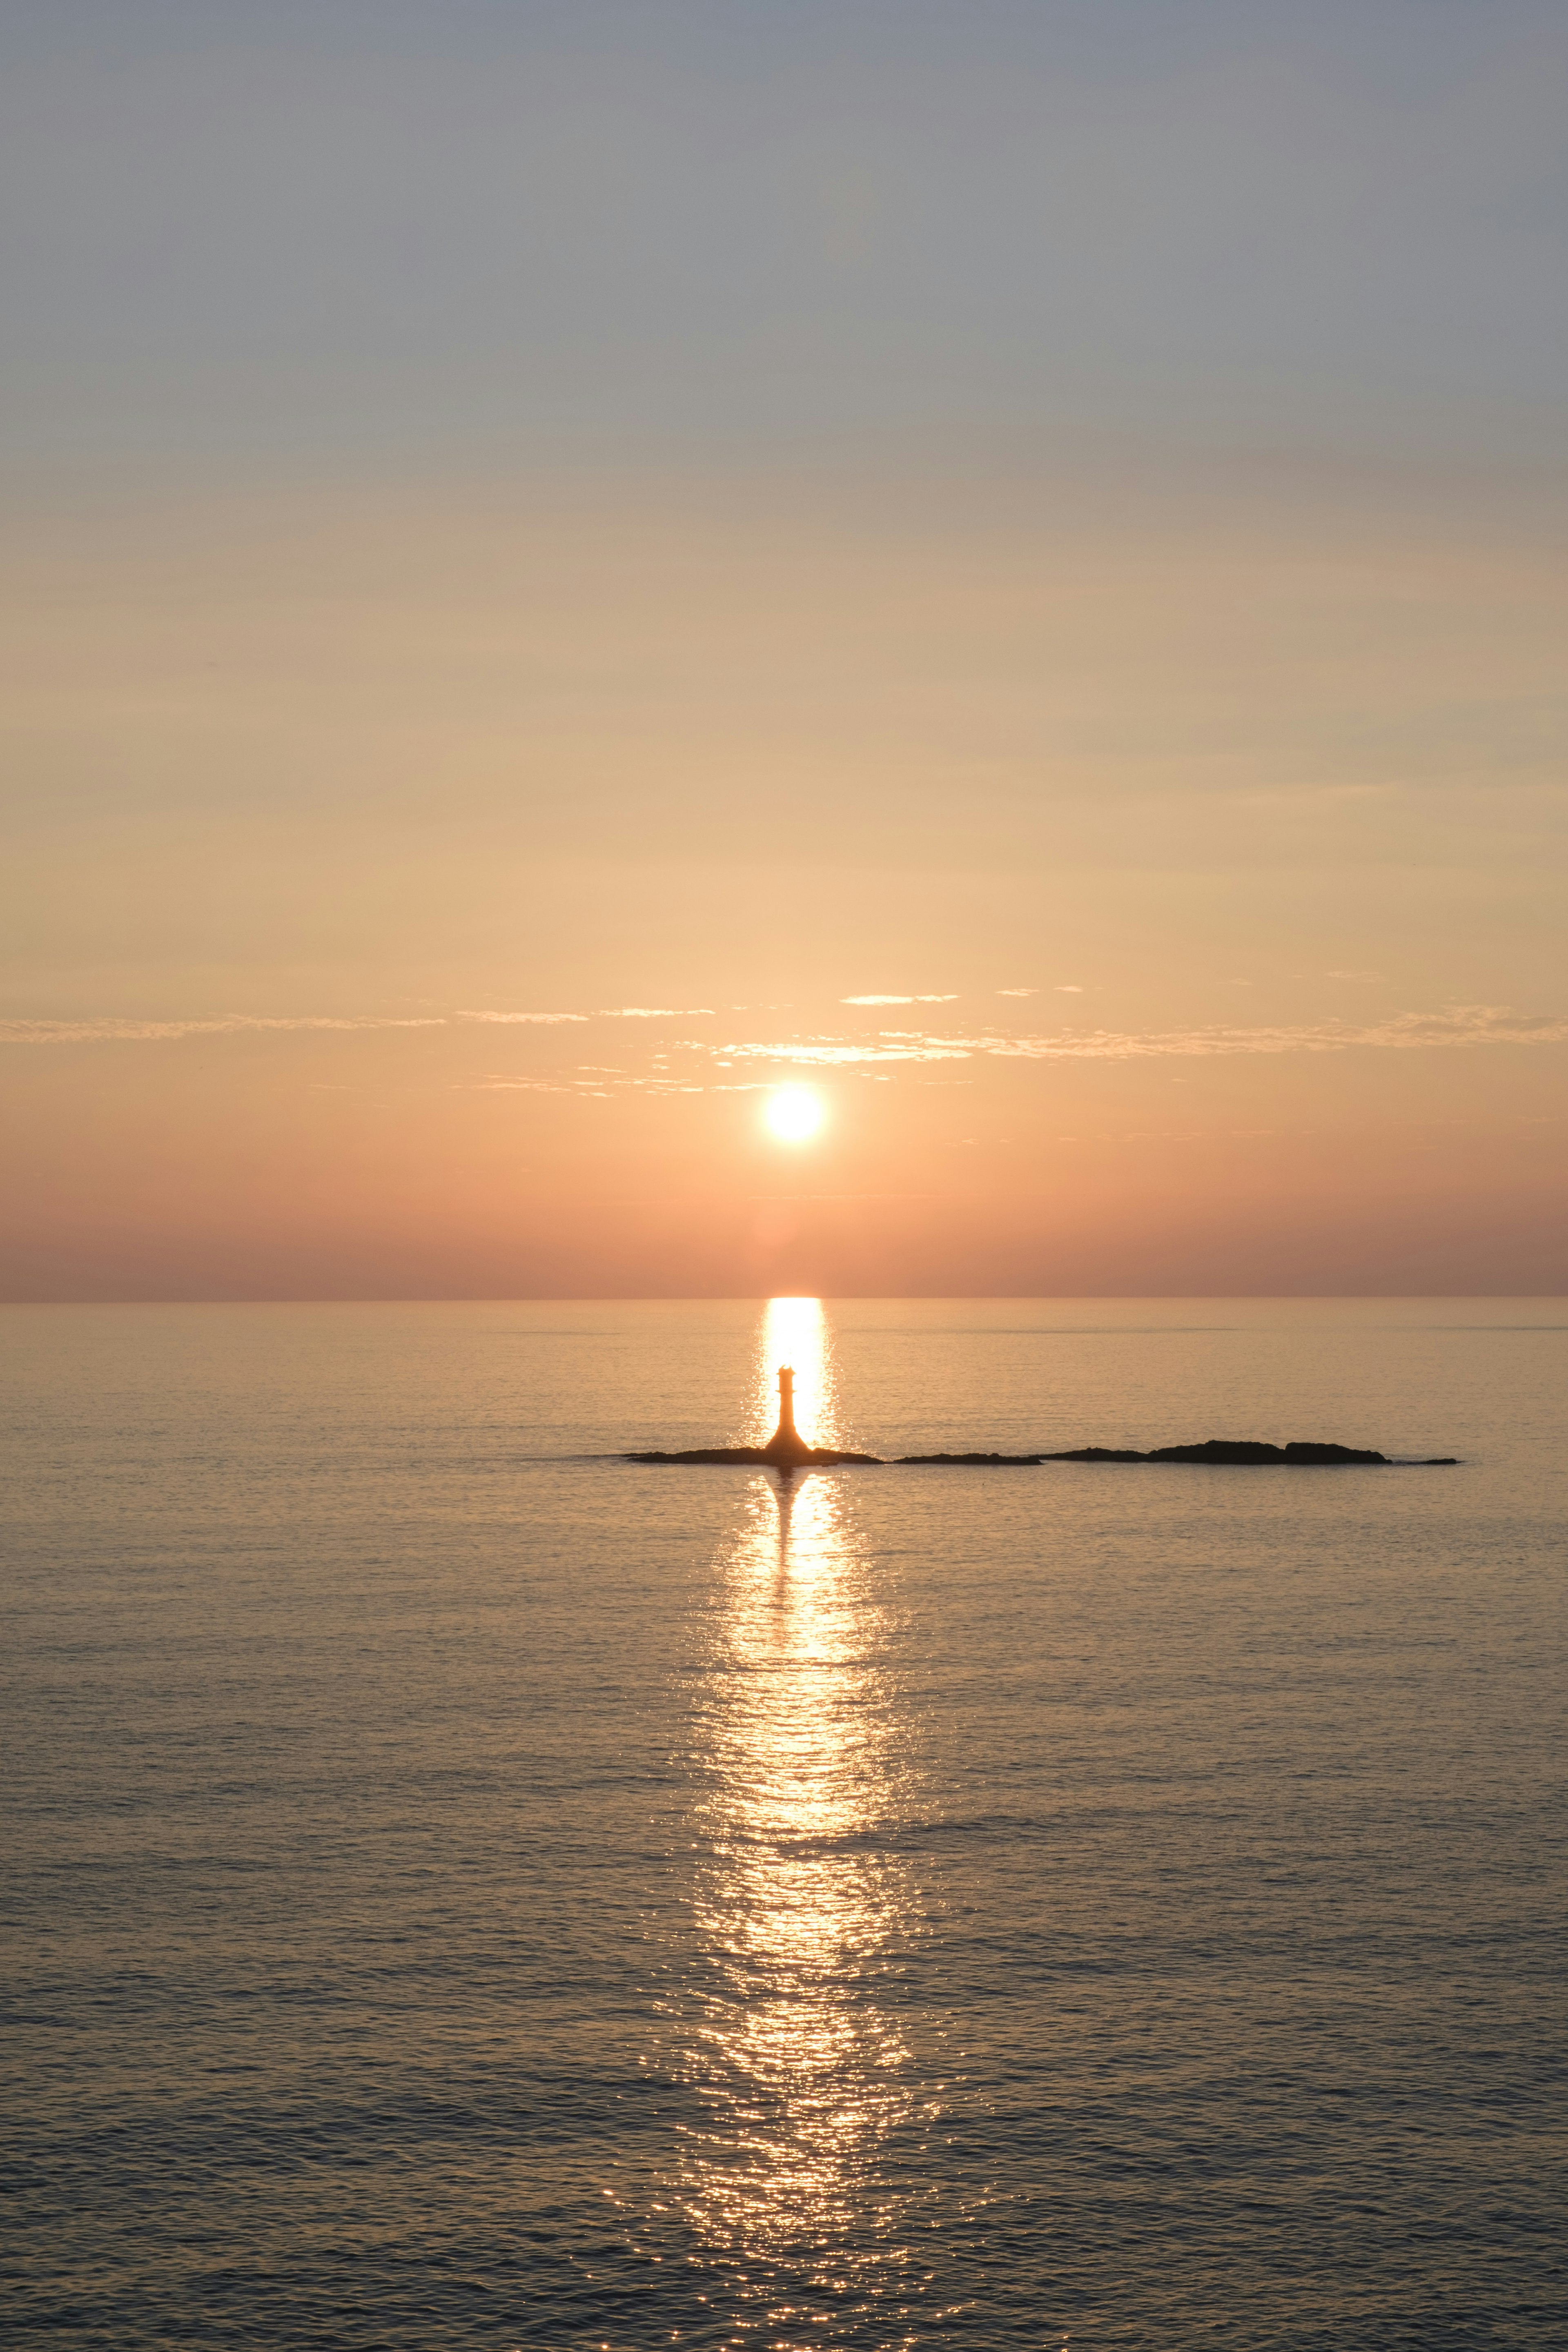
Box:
897;1451;1044;1466
1045;1439;1389;1465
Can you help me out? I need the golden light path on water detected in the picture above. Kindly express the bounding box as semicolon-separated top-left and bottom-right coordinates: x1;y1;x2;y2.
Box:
675;1299;935;2346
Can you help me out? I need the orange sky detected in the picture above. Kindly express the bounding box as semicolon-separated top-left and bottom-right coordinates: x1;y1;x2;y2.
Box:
3;8;1565;1297
4;471;1565;1298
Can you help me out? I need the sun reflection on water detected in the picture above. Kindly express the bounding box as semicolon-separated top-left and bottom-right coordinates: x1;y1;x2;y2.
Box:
677;1304;925;2341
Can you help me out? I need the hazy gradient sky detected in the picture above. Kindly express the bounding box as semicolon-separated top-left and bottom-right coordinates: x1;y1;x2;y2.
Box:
3;1;1565;1296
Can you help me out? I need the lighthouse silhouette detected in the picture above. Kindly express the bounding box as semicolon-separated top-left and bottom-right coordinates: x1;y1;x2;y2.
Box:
763;1364;813;1466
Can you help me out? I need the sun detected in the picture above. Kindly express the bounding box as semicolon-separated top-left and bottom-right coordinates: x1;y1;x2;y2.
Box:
765;1085;825;1144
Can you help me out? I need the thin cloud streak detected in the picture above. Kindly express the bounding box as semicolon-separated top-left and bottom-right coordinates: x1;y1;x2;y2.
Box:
3;1006;719;1045
457;1010;587;1025
458;1006;714;1022
701;1038;975;1065
976;1007;1568;1059
694;1005;1568;1067
0;1014;448;1044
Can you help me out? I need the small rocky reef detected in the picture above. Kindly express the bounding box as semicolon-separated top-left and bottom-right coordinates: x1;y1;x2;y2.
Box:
626;1369;1458;1468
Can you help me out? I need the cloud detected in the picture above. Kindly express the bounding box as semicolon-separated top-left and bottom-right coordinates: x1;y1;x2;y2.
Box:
841;993;958;1006
705;1037;973;1064
3;1005;725;1044
1055;985;1084;994
996;988;1036;997
1325;970;1386;983
457;1009;588;1025
0;1014;446;1044
13;1006;1562;1079
458;1007;715;1025
688;1005;1568;1071
971;1007;1568;1060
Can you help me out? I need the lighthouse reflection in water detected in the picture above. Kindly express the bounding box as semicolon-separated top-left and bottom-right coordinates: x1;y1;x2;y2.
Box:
677;1296;931;2333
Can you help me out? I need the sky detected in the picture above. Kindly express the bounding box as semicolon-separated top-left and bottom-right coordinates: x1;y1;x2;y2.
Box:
3;0;1565;1297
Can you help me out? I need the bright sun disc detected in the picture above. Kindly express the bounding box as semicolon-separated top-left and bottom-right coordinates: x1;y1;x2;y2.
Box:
766;1086;825;1143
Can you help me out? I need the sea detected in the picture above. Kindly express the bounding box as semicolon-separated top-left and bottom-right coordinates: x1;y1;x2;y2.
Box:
3;1297;1564;2351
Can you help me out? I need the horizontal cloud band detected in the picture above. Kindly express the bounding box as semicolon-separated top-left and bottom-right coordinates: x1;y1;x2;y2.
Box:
3;1005;1563;1060
0;1014;449;1043
703;1008;1568;1064
0;1008;713;1043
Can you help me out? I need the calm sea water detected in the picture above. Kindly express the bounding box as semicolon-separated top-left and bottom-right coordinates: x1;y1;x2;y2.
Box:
4;1298;1564;2350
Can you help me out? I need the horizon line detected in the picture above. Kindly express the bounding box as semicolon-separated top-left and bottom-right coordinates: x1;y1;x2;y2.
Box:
3;1290;1565;1309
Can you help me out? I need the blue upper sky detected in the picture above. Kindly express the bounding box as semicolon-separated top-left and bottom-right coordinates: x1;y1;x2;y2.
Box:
3;0;1564;481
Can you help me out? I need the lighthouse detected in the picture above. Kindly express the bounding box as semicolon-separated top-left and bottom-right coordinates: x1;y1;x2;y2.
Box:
626;1354;880;1466
775;1365;797;1440
764;1364;811;1466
